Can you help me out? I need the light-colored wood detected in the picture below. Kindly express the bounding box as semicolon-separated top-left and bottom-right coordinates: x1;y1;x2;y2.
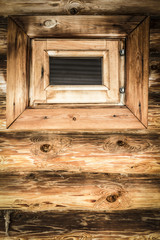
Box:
46;39;115;50
46;89;115;103
32;40;120;104
119;40;125;105
30;40;47;105
9;107;144;130
126;17;150;127
6;18;29;128
47;50;105;57
47;50;110;102
44;50;49;89
12;15;146;38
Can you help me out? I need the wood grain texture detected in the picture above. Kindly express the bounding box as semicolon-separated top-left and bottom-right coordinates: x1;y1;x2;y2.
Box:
0;132;160;174
0;209;160;238
0;171;160;211
0;8;159;240
12;15;145;38
30;40;47;104
0;17;7;130
0;0;160;15
9;107;144;130
126;17;150;128
6;18;30;128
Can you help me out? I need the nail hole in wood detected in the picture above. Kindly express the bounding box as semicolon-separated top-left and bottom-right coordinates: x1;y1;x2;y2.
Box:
113;115;116;117
73;117;77;121
70;7;78;15
40;144;52;153
106;194;118;203
44;116;48;119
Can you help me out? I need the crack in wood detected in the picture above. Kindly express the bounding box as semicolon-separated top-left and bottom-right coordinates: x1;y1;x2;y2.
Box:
4;210;11;236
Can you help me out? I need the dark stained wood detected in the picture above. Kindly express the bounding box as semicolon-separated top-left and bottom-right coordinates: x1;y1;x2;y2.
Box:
0;0;160;16
6;18;30;128
0;172;160;211
0;17;7;54
0;211;5;236
126;17;150;128
0;131;160;173
0;209;159;238
12;15;145;38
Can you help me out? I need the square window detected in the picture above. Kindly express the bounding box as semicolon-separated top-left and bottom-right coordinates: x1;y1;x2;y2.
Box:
6;16;149;130
30;39;122;104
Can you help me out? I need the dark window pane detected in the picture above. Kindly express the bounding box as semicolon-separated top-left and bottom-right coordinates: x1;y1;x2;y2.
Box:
49;57;102;85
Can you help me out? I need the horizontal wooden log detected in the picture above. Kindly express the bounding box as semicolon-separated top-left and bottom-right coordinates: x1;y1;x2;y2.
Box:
0;0;160;15
0;171;160;211
0;209;160;238
0;132;160;173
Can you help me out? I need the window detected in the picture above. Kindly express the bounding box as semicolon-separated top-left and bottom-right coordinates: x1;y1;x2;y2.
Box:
6;16;149;129
30;39;123;104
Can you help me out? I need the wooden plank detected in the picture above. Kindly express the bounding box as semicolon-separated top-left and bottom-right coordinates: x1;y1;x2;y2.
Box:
126;17;150;128
9;107;144;130
6;18;30;128
30;40;47;104
0;131;160;173
12;15;145;38
0;172;160;211
47;39;112;50
0;1;159;16
0;209;159;238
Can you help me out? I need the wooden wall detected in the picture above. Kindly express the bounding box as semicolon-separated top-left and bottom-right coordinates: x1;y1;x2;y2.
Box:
0;1;160;239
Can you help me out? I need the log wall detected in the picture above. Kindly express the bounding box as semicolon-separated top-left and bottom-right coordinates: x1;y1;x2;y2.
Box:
0;1;160;239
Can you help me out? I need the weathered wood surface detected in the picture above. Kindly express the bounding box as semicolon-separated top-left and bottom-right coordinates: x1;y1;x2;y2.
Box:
0;17;7;130
0;17;159;130
0;172;160;211
126;17;149;127
0;8;160;240
6;18;30;128
12;15;145;38
0;132;160;173
9;107;144;130
0;209;160;238
0;0;160;15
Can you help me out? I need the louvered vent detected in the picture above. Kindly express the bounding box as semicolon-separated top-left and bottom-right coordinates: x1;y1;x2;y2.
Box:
49;57;102;85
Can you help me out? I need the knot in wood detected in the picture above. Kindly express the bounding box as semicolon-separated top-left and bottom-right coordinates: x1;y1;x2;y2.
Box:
116;140;126;147
106;194;119;203
70;7;79;14
40;144;52;153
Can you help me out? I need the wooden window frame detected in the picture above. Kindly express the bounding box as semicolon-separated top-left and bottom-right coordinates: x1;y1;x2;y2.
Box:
31;39;121;104
6;16;149;130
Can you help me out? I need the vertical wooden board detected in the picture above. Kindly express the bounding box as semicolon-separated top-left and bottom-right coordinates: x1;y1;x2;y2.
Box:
126;17;150;127
6;18;29;128
32;40;47;103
